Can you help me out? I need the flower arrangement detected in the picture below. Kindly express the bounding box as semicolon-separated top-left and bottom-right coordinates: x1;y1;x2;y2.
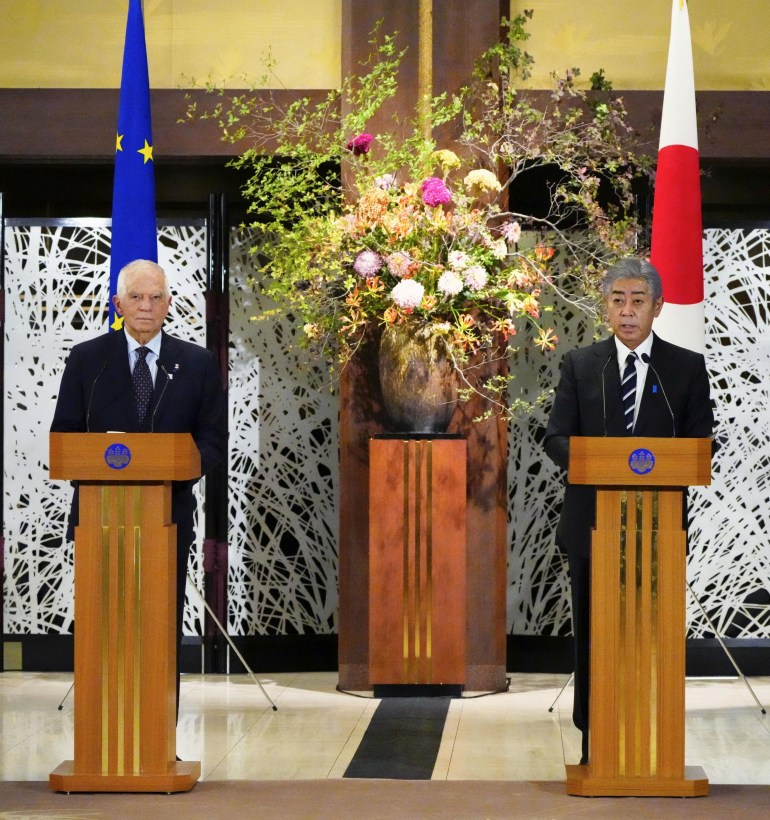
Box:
292;140;558;367
185;12;650;418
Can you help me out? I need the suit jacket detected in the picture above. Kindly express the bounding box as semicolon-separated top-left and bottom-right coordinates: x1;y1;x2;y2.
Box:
543;333;714;560
51;328;226;535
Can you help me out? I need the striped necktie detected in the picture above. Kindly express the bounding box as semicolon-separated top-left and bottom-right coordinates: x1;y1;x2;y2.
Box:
132;346;153;424
621;352;638;433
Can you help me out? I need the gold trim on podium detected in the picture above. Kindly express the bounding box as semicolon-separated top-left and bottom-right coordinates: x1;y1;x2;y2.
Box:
565;437;711;798
48;433;201;793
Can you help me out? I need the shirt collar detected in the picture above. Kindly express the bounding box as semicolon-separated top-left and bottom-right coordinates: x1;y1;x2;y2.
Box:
125;330;163;359
614;333;653;366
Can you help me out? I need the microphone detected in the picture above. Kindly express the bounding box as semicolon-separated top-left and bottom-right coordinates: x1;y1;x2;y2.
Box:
150;362;172;432
600;350;616;436
640;352;676;436
86;361;108;432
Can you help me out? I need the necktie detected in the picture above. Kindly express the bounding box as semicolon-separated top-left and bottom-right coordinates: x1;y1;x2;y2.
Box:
621;352;638;433
133;347;153;424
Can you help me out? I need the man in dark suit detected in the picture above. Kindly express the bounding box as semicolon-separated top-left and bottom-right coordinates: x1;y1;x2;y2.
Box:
543;257;714;765
51;258;226;712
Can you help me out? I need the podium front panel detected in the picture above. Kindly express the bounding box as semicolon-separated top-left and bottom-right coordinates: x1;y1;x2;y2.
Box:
369;438;467;686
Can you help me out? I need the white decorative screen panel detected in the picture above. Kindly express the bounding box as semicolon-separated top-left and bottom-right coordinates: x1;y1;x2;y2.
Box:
2;221;208;635
226;231;339;635
508;228;770;640
688;229;770;637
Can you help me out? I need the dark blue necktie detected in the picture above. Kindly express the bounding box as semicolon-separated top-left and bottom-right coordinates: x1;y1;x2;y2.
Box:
621;352;638;433
132;347;153;423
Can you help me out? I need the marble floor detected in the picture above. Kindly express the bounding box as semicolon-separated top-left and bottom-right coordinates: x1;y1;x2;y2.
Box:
2;671;770;784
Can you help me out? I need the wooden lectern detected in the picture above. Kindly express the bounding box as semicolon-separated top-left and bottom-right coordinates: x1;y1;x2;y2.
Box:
565;436;712;797
48;433;201;793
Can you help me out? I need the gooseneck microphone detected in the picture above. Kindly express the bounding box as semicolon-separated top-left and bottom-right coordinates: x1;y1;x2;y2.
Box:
600;350;617;436
85;361;108;432
640;352;676;436
149;362;172;432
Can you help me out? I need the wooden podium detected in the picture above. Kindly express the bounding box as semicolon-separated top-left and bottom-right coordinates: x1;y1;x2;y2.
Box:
565;436;712;797
369;437;467;688
48;433;201;793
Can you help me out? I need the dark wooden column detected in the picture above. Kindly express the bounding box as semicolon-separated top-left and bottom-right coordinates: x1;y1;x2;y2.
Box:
338;0;508;691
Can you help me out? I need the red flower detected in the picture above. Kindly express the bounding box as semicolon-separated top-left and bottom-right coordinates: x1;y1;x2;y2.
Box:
346;133;373;156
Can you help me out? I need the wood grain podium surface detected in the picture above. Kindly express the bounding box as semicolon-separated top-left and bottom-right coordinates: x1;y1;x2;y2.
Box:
48;433;201;793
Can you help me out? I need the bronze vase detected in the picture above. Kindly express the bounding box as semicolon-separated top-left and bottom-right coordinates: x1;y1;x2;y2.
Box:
378;322;458;433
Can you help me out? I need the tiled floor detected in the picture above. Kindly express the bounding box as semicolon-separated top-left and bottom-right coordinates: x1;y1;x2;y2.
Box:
2;671;770;784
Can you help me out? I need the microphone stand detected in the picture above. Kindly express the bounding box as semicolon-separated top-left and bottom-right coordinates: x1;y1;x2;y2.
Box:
58;574;278;712
547;586;766;715
186;572;277;711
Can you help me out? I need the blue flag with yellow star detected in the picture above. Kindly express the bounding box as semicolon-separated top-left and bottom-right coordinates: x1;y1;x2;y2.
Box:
110;0;157;330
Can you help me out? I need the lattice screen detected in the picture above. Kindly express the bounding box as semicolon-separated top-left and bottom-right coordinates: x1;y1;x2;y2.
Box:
508;228;770;639
4;224;770;642
227;232;339;634
2;221;208;635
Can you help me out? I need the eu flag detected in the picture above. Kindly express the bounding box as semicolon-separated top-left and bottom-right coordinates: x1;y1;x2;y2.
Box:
110;0;157;330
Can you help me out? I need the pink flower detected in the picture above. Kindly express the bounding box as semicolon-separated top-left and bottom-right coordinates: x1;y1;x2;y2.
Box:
346;133;373;156
500;220;522;244
353;250;383;278
375;172;397;190
386;251;413;278
420;177;452;207
447;250;470;271
463;265;488;291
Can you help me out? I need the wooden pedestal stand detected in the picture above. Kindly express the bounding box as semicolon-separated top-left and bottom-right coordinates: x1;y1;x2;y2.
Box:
48;433;201;793
369;437;467;687
565;437;711;798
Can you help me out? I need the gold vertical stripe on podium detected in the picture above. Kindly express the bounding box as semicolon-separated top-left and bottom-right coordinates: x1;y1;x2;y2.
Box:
133;487;142;774
650;491;660;775
400;440;435;683
634;491;644;777
617;489;662;778
116;484;126;775
414;442;422;674
425;441;433;681
402;442;410;680
100;487;111;773
618;491;628;775
98;484;146;775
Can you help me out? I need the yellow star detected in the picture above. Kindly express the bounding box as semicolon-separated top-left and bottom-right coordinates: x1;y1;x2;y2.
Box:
111;314;124;331
116;133;124;152
137;140;154;164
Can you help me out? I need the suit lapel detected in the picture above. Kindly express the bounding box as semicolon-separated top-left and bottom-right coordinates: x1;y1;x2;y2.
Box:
635;334;676;437
147;333;184;428
594;338;627;436
96;330;139;431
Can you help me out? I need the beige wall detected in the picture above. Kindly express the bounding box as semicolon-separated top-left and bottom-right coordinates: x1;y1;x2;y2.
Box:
0;0;341;89
0;1;766;91
510;0;769;91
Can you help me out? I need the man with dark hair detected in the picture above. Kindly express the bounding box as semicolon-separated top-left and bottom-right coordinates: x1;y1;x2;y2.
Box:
543;256;713;765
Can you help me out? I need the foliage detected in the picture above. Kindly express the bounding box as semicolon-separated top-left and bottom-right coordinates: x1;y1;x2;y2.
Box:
184;12;652;418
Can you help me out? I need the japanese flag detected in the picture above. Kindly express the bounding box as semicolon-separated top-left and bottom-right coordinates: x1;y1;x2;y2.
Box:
650;0;704;354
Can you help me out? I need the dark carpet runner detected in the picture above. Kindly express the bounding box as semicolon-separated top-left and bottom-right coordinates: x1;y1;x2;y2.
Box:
343;697;450;780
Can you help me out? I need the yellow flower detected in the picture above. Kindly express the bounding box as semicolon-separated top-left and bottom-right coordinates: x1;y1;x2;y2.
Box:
534;326;559;352
463;169;502;195
433;149;461;170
